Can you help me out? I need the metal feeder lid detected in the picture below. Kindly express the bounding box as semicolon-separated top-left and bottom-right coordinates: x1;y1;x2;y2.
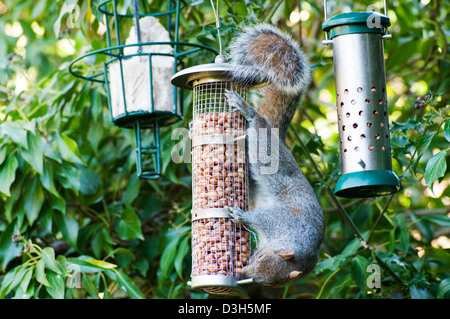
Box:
322;11;391;39
171;55;266;90
334;170;402;198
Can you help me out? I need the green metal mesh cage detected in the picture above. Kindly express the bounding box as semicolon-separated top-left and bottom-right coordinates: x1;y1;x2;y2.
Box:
69;0;217;178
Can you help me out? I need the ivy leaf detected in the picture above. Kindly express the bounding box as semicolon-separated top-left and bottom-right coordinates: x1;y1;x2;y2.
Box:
53;211;79;250
79;167;101;195
67;256;111;273
0;154;19;197
84;259;117;269
41;247;62;275
394;214;410;255
117;206;144;241
0;221;22;271
417;131;436;158
422;215;450;227
46;270;65;299
351;256;370;290
315;254;347;274
19;267;34;293
444;120;450;143
0;122;29;150
424;150;447;192
0;145;6;166
55;133;85;165
23;177;45;225
174;235;190;279
36;259;52;287
22;132;44;175
105;269;145;299
409;285;432;299
437;278;450;299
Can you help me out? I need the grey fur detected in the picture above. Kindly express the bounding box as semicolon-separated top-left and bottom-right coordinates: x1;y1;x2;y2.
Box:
227;23;311;94
224;24;325;287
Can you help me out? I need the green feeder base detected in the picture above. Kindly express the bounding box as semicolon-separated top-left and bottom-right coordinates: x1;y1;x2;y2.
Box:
334;170;402;198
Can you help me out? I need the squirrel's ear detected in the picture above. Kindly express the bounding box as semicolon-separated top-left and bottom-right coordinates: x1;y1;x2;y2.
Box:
279;250;295;260
289;270;302;280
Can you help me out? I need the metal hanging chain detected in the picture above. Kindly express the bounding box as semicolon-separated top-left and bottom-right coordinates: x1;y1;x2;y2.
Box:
209;0;223;56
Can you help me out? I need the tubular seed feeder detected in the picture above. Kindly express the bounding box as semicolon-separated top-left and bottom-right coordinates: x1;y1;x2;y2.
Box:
321;1;402;198
171;55;263;295
69;0;217;178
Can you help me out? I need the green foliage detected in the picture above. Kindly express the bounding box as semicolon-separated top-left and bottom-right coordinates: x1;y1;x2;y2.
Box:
0;0;449;299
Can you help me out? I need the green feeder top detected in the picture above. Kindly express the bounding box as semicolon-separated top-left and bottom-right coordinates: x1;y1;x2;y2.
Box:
322;11;391;39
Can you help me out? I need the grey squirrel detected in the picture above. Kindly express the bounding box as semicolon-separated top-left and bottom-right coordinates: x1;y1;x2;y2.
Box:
224;24;326;287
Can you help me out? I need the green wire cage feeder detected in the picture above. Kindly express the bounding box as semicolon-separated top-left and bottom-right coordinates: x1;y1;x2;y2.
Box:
69;0;217;178
321;0;402;198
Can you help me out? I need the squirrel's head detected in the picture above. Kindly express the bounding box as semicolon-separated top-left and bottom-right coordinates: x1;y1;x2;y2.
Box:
237;249;303;287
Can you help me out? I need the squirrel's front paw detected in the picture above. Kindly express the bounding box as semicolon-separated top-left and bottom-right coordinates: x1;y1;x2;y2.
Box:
225;90;257;119
228;205;246;223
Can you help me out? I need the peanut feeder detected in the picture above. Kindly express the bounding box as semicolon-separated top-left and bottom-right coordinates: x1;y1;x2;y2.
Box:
322;2;402;198
172;56;264;295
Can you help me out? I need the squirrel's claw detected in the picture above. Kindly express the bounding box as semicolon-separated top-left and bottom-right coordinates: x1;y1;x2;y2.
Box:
228;205;246;223
225;90;257;120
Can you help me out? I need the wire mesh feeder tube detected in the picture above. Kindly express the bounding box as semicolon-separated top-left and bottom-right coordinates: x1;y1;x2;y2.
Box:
322;12;402;198
171;60;265;295
191;82;250;295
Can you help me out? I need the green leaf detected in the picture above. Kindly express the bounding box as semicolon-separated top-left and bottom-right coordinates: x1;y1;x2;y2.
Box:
417;131;437;158
91;228;114;259
0;122;29;150
24;177;45;225
22;132;44;175
40;161;60;198
424;150;447;192
342;235;365;257
394;214;410;254
41;247;62;275
79;167;101;195
81;275;100;299
315;254;347;274
117;206;144;241
0;266;21;298
36;259;52;287
444;120;450;143
235;0;248;18
55;132;85;165
122;174;140;204
159;236;180;279
175;235;190;279
0;154;19;197
422;215;450;227
55;163;81;194
350;256;369;290
0;145;7;166
409;285;432;299
67;256;110;273
106;269;145;299
53;211;79;250
437;278;450;298
0;221;22;270
84;259;118;270
19;267;34;293
46;270;65;299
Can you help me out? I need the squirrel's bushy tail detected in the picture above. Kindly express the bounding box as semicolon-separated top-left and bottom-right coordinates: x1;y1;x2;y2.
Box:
228;24;311;139
228;23;311;95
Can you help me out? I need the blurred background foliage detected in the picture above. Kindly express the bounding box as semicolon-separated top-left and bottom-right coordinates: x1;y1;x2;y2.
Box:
0;0;448;299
